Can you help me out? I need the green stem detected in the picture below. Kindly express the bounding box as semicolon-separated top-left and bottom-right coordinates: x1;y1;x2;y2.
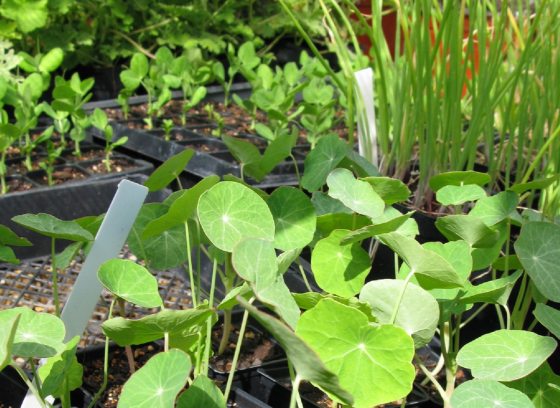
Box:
520;123;560;184
289;374;302;408
12;364;46;408
415;356;448;405
224;304;251;402
184;221;197;307
203;259;218;375
51;238;60;317
118;298;136;374
296;260;312;292
390;270;414;324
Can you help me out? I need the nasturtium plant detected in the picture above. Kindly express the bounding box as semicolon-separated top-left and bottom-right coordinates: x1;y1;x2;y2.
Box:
38;336;83;399
267;186;316;251
296;299;415;408
469;191;519;226
118;349;192;408
311;229;371;298
533;303;560;339
359;280;439;348
301;134;348;192
98;259;163;308
176;375;226;408
457;330;557;381
507;363;560;408
429;171;491;192
361;176;411;205
435;184;487;206
451;380;534;408
12;213;93;242
435;215;499;248
340;211;414;245
515;221;560;302
197;181;275;252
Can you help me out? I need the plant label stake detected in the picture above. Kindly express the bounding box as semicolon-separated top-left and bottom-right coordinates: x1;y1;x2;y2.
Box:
20;179;148;408
354;67;378;168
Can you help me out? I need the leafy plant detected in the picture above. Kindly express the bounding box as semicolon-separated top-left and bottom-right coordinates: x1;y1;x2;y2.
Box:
89;108;128;172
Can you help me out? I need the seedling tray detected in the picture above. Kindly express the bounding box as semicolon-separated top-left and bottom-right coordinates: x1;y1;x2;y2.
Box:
0;253;192;348
85;84;306;189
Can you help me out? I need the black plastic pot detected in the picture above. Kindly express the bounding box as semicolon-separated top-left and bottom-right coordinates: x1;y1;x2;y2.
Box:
85;84;306;190
229;388;272;408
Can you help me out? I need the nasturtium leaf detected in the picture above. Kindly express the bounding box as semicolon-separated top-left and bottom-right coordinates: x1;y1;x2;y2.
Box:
507;363;560;408
359;280;439;348
376;207;419;237
301;134;348;192
277;248;301;275
533;304;560;339
143;176;220;238
0;225;32;246
311;230;371;298
315;214;370;240
233;239;299;328
38;336;82;397
509;176;560;194
340;150;380;178
361;176;410;205
457;330;557;381
471;222;508;270
53;242;82;272
326;168;384;219
451;380;533;408
470;191;519;226
292;292;376;321
379;232;463;289
0;307;65;358
128;203;188;270
102;308;214;346
515;222;560;302
74;214;104;237
119;349;191;408
458;270;522;305
144;149;195;192
0;245;18;264
0;313;20;370
297;299;415;408
493;255;523;271
217;283;253;311
429;171;491;192
197;182;275;252
311;191;351;215
12;213;93;241
340;212;413;245
268;187;316;251
238;298;353;405
176;375;225;408
98;259;163;308
436;215;499;248
435;184;487;206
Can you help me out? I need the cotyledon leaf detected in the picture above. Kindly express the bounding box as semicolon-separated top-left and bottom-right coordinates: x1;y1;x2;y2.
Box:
296;299;415;408
197;181;275;252
457;330;557;381
118;349;192;408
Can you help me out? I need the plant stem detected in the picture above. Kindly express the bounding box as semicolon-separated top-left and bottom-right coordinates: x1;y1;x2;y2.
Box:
51;238;60;317
203;258;218;375
390;270;414;324
224;303;251;402
289;374;302;408
184;221;197;307
296;260;312;292
415;356;448;404
12;364;46;408
118;298;136;374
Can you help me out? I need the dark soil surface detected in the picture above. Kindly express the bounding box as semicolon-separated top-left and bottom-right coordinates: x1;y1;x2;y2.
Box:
84;158;139;175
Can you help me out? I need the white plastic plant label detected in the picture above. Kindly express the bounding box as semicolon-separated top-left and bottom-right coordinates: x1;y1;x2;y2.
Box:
354;67;378;168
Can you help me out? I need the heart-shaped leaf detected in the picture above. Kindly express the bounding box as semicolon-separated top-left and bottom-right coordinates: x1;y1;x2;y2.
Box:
429;171;490;192
458;270;522;305
12;213;93;241
533;304;560;339
457;330;557;381
379;232;463;289
144;149;195;192
301;134;348;192
38;336;82;397
451;380;533;408
315;214;371;240
197;182;275;252
515;222;560;302
176;375;225;408
436;184;487;206
296;299;415;408
102;308;215;346
359;280;439;348
327;168;384;219
98;259;163;308
311;192;352;215
293;292;376;321
311;230;371;298
119;349;191;408
232;238;299;328
0;225;32;246
0;307;65;358
0;312;20;370
470;191;519;226
507;363;560;408
238;298;353;405
361;176;410;205
436;215;499;248
268;187;316;251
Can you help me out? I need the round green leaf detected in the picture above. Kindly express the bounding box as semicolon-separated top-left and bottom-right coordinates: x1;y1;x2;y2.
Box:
0;307;65;358
436;215;499;248
533;304;560;339
311;230;371;298
507;363;560;408
39;48;64;73
470;191;519;226
12;213;93;241
436;184;487;206
451;380;533;408
98;259;163;308
296;299;415;408
268;187;316;250
429;171;491;192
327;168;384;219
359;280;439;348
361;176;411;205
457;330;557;381
119;349;191;408
197;182;275;252
176;375;225;408
515;222;560;302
